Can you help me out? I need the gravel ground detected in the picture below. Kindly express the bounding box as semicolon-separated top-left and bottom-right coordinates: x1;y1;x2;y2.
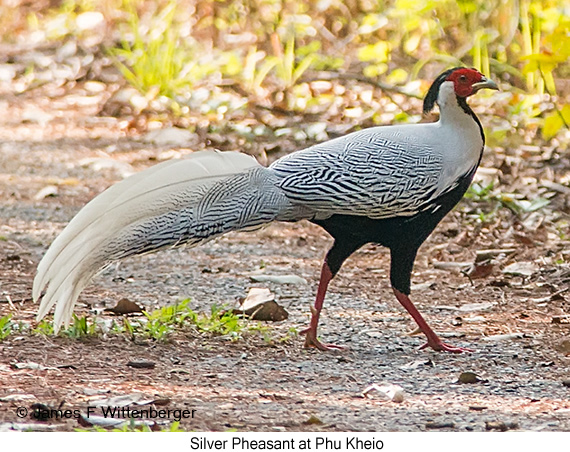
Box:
1;85;569;432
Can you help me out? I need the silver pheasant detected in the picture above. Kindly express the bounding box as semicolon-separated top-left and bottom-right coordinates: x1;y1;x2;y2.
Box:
34;67;498;352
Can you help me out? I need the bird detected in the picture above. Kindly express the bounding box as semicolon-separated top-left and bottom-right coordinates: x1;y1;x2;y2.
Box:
33;67;498;353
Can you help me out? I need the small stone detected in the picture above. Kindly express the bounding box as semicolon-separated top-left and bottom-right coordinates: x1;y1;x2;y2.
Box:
426;421;455;429
469;406;488;411
458;371;485;384
485;421;518;431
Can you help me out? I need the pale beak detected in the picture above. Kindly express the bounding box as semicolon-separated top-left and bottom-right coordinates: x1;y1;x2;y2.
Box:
472;77;499;92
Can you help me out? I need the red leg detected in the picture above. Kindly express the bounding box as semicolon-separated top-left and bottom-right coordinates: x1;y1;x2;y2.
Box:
301;262;344;351
392;288;473;353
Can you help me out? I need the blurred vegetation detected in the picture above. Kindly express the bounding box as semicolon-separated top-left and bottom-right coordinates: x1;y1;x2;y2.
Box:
0;0;568;142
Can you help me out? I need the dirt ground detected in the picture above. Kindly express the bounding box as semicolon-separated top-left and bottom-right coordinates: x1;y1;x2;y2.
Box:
1;78;570;432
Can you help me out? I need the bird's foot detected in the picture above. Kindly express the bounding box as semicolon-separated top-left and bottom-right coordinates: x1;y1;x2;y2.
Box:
419;340;474;353
301;328;345;351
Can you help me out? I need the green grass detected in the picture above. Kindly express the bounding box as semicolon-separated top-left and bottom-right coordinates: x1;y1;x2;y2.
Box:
464;181;551;222
108;1;201;102
31;298;285;344
0;314;13;341
120;299;247;341
33;315;96;338
77;420;186;432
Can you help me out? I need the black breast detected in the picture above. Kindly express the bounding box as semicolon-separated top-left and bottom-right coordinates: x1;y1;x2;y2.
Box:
310;171;476;293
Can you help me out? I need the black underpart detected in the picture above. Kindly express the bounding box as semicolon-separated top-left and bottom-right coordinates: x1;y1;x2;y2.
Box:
312;169;477;295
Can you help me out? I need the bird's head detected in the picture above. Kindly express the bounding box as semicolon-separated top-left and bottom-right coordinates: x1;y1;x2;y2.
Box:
423;67;499;115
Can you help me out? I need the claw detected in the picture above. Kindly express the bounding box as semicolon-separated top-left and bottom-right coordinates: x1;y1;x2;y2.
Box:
392;288;474;354
419;340;474;353
302;328;345;351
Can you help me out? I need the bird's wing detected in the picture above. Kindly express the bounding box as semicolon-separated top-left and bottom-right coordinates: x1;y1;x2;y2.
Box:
270;126;450;220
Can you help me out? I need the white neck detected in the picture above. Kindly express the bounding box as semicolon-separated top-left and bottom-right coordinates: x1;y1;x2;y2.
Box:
436;82;476;127
431;81;484;195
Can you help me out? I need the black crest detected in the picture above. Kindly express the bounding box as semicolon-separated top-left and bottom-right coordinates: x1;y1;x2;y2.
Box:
422;67;463;115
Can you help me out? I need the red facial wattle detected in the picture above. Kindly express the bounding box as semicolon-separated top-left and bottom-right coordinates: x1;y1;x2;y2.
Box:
446;68;484;97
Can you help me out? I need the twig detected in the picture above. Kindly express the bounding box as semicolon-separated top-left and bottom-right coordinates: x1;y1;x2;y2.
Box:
300;71;423;99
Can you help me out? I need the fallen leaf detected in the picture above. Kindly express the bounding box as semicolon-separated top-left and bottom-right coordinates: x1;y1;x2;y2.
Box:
502;262;537;277
143;127;196;146
458;302;496;312
463;316;486;323
83;388;110;396
399;359;434;371
241;287;274;308
465;262;494;279
249;274;307;285
364;330;383;338
105;298;143;315
34;185;58;201
12;362;58;371
127;361;156;369
0;422;58;432
410;282;435;291
22;108;54;125
0;394;36;402
75;11;105;31
555;339;570;355
303;415;323;425
475;248;516;261
483;333;524;342
233;288;288;321
78;414;160;429
362;383;405;402
91;393;147;407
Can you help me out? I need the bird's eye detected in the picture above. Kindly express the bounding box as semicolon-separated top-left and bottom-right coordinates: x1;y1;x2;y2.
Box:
459;75;467;82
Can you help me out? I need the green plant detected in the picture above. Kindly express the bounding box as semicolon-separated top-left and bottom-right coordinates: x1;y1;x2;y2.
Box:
32;319;55;336
115;299;246;341
0;314;13;340
465;181;496;202
108;1;207;102
464;179;552;224
358;40;390;78
137;298;196;340
32;315;96;338
243;46;278;94
77;420;186;432
496;193;551;214
193;304;245;339
65;315;97;338
269;33;317;90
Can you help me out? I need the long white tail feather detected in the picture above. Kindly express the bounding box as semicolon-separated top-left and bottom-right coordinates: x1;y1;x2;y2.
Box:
33;150;293;331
